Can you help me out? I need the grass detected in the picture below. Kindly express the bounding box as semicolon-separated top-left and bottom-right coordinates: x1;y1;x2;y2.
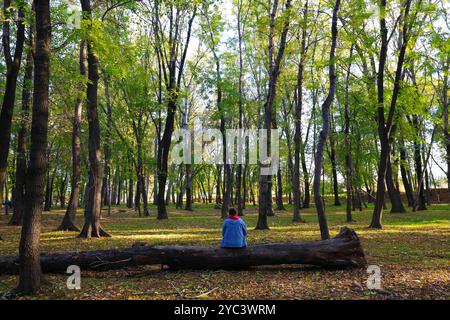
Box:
0;202;448;300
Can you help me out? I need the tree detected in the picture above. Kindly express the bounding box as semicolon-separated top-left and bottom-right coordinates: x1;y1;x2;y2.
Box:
152;0;197;219
370;0;412;229
78;0;110;238
57;41;86;231
313;0;341;240
343;45;354;222
16;0;51;295
0;0;26;206
9;22;34;226
256;0;292;230
292;0;308;222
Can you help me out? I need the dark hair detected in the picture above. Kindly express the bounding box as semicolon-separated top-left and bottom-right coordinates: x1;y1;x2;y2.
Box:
228;207;238;216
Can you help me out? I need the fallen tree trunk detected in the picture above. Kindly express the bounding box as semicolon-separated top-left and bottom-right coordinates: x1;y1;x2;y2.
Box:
0;227;366;274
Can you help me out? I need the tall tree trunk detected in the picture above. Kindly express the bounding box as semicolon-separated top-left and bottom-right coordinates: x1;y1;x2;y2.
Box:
313;0;340;240
16;0;50;295
344;45;353;222
370;0;411;228
293;1;308;221
442;54;449;193
101;69;112;208
204;9;231;219
256;0;292;229
9;32;33;226
57;41;86;231
155;5;196;220
301;95;314;209
79;0;110;238
0;0;26;206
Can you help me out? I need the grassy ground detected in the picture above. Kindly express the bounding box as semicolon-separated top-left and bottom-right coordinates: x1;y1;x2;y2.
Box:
0;203;448;300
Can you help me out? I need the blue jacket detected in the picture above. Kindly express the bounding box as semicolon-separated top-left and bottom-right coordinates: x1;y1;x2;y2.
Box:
221;218;247;248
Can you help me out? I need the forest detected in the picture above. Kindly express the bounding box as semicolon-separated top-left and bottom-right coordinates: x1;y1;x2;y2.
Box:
0;0;448;300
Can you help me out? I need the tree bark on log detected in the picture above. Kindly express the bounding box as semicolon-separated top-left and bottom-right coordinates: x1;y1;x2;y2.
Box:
0;227;366;274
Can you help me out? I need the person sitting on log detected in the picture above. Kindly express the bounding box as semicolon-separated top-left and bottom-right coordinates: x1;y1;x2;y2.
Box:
221;207;247;248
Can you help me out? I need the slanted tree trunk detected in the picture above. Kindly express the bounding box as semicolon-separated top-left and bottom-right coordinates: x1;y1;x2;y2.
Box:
313;0;340;240
0;227;366;274
57;41;84;229
78;0;110;238
0;0;26;206
9;30;33;226
16;0;50;295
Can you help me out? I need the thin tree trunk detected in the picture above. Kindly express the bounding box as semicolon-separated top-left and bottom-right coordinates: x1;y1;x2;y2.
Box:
9;31;33;226
0;0;26;206
127;163;133;209
413;117;427;211
79;0;110;238
399;141;414;207
276;165;285;210
371;0;411;228
165;163;175;205
101;69;112;208
313;0;340;240
293;1;308;221
57;41;86;231
329;127;341;206
442;55;449;193
256;0;292;229
344;45;353;222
